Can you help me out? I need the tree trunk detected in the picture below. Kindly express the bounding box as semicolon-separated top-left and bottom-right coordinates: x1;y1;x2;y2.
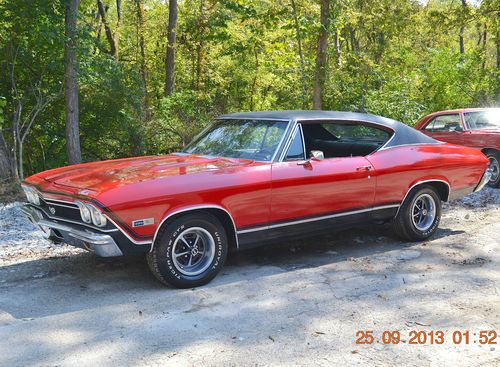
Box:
291;0;308;108
136;0;150;118
195;0;205;91
64;0;82;165
312;0;329;110
459;0;467;54
115;0;122;58
164;0;178;96
97;0;117;57
0;131;13;180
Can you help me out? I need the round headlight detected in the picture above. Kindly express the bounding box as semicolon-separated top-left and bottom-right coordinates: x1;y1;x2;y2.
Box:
31;190;40;205
23;186;40;205
76;201;92;223
88;204;107;227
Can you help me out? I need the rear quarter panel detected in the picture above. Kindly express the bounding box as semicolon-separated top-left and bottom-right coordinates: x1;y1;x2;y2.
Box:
366;144;488;205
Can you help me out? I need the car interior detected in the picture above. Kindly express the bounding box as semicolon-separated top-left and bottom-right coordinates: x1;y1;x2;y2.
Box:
299;121;392;158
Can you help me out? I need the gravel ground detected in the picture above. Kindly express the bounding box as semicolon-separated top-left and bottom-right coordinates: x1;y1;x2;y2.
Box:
0;188;499;366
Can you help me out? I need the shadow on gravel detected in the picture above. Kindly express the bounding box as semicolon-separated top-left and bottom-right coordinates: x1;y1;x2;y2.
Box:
0;224;465;321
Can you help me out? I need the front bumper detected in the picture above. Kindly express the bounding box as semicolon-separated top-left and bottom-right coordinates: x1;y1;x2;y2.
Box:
22;205;123;257
474;169;493;193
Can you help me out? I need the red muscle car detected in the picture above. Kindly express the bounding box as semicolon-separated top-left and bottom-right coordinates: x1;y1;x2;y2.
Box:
415;108;500;187
22;111;491;288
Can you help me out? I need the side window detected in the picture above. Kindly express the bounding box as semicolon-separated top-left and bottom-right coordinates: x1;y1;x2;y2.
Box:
425;114;462;132
301;121;391;158
464;111;500;130
284;127;305;161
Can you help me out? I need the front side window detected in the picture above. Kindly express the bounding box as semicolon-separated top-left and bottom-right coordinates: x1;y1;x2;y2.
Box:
424;114;462;132
300;121;391;158
464;110;500;130
184;119;288;161
284;127;305;161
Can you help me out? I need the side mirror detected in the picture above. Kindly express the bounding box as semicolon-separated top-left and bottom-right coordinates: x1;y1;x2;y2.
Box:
309;150;324;161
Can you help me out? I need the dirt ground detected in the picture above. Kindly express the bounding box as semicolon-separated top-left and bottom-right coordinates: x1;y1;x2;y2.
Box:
0;188;499;366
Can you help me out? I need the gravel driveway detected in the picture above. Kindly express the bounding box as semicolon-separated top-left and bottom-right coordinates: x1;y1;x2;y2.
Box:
1;189;499;366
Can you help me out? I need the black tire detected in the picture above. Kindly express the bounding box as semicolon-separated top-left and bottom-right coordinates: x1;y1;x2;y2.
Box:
147;212;228;288
392;185;442;241
486;151;500;188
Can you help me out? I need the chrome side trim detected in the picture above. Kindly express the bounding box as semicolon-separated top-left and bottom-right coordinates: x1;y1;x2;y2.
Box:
377;141;445;152
150;205;239;252
236;204;400;234
394;179;451;217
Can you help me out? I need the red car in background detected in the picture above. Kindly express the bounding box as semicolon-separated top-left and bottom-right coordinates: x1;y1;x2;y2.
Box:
415;108;500;187
21;111;491;288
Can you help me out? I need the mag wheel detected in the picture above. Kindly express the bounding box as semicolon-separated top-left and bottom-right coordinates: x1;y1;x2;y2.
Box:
147;213;228;288
393;185;442;241
486;152;500;188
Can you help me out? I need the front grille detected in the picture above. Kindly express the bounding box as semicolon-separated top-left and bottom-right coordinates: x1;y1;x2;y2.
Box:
39;197;82;222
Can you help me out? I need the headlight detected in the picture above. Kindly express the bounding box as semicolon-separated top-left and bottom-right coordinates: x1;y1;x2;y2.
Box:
76;201;92;223
89;204;107;227
76;201;107;227
22;186;40;205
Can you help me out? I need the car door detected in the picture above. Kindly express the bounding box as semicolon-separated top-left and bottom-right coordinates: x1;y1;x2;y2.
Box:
421;113;467;145
269;120;378;240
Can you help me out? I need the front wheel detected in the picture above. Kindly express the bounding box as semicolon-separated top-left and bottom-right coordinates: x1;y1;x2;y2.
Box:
147;212;228;288
486;151;500;188
392;185;442;241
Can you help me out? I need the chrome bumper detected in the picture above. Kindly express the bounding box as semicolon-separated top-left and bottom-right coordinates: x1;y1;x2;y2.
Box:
474;169;492;193
22;205;123;257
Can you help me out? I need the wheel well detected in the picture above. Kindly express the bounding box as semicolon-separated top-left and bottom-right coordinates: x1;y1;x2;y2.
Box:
414;181;450;202
481;148;499;157
153;207;238;250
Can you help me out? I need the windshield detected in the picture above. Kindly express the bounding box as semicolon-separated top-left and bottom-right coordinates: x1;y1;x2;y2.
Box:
184;119;289;161
464;110;500;131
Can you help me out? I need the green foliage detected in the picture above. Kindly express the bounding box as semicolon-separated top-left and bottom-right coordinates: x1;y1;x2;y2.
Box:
0;0;499;176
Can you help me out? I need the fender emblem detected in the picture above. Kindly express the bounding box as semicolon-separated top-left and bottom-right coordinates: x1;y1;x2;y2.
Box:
132;218;155;227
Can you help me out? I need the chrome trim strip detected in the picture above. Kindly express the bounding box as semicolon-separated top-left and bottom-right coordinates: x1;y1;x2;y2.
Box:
236;204;400;234
377;141;445;152
150;205;239;252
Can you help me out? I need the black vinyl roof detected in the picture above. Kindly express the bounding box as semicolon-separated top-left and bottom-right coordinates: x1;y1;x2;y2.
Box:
218;110;440;148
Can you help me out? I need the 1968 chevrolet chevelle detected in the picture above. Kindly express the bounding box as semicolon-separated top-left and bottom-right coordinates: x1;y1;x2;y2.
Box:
22;111;491;288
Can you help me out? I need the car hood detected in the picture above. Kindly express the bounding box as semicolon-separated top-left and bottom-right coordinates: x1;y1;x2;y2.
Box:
36;154;252;195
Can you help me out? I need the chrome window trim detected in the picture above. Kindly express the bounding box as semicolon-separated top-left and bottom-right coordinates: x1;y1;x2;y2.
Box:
278;123;306;162
237;204;400;234
150;204;239;252
377;141;445;152
294;118;397;155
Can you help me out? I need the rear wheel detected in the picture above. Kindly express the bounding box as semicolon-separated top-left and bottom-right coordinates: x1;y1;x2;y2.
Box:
393;185;442;241
147;213;228;288
486;151;500;188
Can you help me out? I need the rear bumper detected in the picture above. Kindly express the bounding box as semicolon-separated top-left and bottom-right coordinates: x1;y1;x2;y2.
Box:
474;169;493;193
22;205;123;257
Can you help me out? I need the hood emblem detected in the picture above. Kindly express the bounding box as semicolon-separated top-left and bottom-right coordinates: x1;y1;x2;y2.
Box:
48;206;56;215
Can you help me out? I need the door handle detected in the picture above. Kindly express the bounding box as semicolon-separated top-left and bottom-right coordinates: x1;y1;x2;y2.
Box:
356;165;372;171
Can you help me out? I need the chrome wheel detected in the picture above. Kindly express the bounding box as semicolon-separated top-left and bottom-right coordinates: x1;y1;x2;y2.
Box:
488;155;499;182
411;193;436;231
171;227;215;276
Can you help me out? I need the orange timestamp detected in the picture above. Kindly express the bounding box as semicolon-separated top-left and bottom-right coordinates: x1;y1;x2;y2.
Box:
356;330;498;345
